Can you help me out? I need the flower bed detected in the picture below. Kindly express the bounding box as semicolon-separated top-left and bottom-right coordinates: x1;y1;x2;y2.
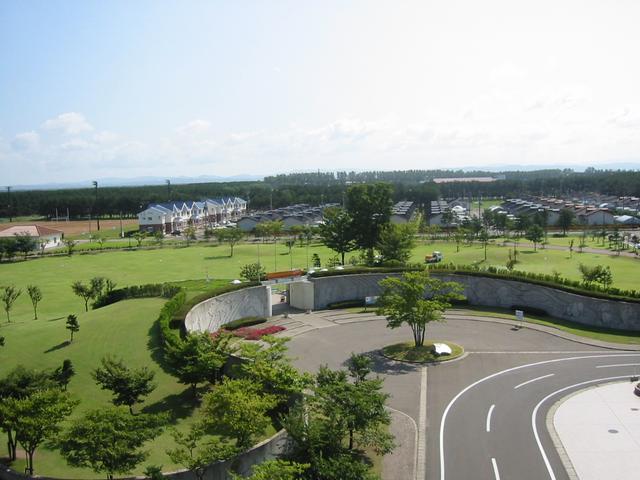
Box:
212;325;286;341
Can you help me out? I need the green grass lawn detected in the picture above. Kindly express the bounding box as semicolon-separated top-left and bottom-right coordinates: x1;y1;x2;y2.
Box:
412;242;639;291
1;242;336;323
0;296;276;478
450;306;640;345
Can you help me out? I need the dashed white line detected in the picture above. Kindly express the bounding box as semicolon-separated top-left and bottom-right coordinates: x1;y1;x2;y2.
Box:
416;367;427;480
514;373;555;390
531;375;629;480
596;363;640;369
491;458;501;480
486;404;495;432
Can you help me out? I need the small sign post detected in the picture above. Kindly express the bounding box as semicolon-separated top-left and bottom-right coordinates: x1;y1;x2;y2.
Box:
364;296;378;312
515;309;524;329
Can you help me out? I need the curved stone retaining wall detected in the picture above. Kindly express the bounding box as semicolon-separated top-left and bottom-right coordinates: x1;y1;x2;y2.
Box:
309;273;640;330
185;285;272;333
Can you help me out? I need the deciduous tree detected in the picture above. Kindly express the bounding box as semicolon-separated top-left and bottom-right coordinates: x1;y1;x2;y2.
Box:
9;389;78;475
1;285;21;323
92;356;157;414
27;284;42;320
319;207;356;265
345;183;393;261
66;314;79;342
59;409;165;480
377;271;464;347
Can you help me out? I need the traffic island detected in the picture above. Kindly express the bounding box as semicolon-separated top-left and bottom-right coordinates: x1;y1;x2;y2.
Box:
381;340;464;364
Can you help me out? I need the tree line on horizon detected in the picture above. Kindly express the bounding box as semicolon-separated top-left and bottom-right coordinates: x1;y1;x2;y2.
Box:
3;168;639;221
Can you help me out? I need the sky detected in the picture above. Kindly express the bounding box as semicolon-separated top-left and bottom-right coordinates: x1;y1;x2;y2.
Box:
1;0;640;185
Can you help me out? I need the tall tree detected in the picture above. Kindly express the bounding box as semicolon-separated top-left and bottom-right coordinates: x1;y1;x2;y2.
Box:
525;224;545;251
9;389;78;475
66;314;79;342
26;284;42;320
478;228;490;261
318;207;356;265
377;271;464;347
214;227;245;257
52;359;76;391
71;281;93;312
59;409;165;480
346;183;393;260
557;208;575;236
92;356;157;414
1;285;21;323
0;366;58;460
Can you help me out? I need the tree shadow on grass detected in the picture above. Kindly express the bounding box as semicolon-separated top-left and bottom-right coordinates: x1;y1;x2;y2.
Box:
47;316;66;322
343;348;421;377
141;386;200;424
44;340;70;353
204;255;232;260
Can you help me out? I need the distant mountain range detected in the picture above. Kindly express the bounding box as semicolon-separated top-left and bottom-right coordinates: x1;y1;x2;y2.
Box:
8;162;639;190
10;174;265;191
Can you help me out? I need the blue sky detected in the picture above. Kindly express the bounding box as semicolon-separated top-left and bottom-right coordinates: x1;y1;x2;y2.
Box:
1;0;640;185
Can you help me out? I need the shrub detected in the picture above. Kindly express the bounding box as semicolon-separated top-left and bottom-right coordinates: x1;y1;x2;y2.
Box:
93;283;181;309
309;264;424;278
328;299;365;309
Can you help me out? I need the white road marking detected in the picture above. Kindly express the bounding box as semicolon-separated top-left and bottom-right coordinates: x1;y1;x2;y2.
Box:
596;363;640;368
514;374;555;390
416;367;427;480
468;351;607;354
531;375;629;480
491;458;501;480
385;405;418;480
486;404;495;432
439;353;640;480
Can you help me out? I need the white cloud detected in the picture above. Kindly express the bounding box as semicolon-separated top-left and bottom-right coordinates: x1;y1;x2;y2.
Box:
176;119;212;136
42;112;93;135
11;131;39;151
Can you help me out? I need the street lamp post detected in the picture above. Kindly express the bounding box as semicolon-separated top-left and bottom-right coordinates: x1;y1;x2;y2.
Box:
92;181;100;231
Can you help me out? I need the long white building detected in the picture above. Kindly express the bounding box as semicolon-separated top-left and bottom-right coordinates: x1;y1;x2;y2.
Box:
138;197;246;233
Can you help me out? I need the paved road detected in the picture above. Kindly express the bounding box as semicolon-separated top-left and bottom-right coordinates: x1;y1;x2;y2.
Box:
283;312;640;480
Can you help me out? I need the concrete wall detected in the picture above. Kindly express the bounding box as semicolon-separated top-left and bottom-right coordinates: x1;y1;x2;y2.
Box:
309;273;640;330
185;285;272;333
0;430;290;480
289;280;315;310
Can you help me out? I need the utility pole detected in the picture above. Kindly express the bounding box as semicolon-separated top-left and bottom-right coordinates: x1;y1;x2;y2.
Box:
166;179;171;202
6;186;11;222
92;181;100;231
270;189;273;211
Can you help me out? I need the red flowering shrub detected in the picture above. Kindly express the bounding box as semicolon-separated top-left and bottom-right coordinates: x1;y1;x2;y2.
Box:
234;325;286;340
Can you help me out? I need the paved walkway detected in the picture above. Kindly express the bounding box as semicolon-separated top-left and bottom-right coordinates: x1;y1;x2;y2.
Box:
554;381;640;480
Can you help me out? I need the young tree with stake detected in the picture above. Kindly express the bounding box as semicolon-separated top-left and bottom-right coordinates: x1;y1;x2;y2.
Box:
27;285;42;320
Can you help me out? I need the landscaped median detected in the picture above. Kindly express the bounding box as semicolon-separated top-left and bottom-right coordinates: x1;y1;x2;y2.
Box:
382;341;464;364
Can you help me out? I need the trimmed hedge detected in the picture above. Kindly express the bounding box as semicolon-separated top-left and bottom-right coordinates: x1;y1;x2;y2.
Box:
93;283;182;309
328;299;365;309
158;289;187;350
427;263;640;304
309;265;424;278
223;316;267;331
